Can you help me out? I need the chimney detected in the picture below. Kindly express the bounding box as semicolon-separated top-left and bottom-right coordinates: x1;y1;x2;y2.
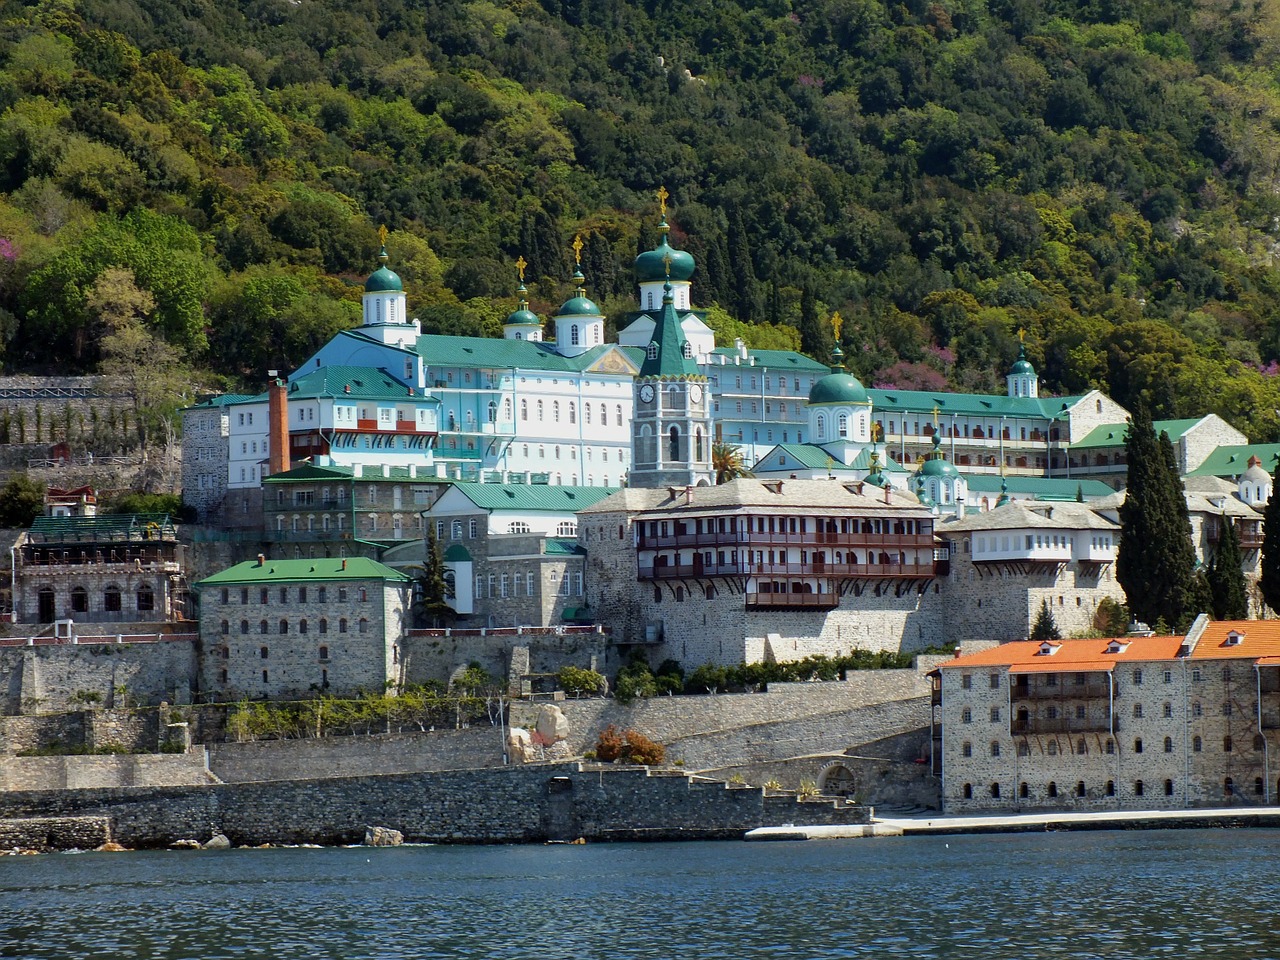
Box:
268;375;289;477
409;464;417;479
883;483;891;505
684;485;694;504
256;553;265;567
341;558;347;571
953;646;962;659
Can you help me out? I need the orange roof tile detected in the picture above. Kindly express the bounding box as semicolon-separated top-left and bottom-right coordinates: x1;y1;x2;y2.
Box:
1191;620;1280;660
939;635;1185;671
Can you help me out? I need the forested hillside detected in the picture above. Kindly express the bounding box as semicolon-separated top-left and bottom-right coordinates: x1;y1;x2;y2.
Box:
3;0;1280;437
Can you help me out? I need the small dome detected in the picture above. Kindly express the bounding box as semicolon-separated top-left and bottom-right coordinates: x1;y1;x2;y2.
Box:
1242;456;1271;485
556;295;601;317
505;307;541;327
919;454;960;479
809;371;869;405
1009;343;1035;376
635;227;696;283
364;247;403;294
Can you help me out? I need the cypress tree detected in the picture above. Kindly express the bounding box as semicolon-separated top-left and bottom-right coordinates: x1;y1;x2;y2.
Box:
1260;464;1280;613
1117;407;1200;629
1206;513;1249;620
416;529;455;628
1030;599;1061;641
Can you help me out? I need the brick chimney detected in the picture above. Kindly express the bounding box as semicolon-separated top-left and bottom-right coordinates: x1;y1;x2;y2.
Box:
268;372;290;477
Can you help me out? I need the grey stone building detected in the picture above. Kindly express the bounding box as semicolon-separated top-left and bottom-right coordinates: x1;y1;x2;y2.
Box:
933;618;1280;813
195;555;412;701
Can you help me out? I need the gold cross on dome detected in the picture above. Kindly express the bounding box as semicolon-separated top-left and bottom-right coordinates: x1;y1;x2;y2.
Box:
378;224;388;246
515;256;527;283
931;405;942;430
657;185;669;218
831;311;843;340
871;421;883;442
1018;327;1026;343
662;251;672;277
572;234;584;266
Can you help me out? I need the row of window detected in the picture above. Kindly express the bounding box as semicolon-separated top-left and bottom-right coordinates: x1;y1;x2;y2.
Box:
961;665;1241;688
962;733;1261;758
473;571;583;599
962;701;1242;722
219;586;366;604
517;400;624;427
512;443;626;464
220;617;368;636
37;585;152;613
961;776;1269;801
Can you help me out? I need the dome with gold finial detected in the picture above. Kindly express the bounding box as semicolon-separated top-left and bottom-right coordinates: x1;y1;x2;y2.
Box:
364;227;403;294
634;186;695;282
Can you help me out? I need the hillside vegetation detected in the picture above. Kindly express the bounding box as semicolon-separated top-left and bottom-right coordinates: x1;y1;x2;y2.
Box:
2;0;1280;437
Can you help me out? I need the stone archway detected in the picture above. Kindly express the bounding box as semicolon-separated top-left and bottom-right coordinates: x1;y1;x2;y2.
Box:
817;761;858;797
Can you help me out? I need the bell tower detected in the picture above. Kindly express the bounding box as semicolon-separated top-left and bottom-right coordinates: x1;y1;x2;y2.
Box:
630;265;714;488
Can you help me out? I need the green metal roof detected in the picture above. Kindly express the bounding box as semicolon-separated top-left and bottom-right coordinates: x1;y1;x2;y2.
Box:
961;474;1115;499
443;544;472;561
262;463;446;484
638;290;702;378
868;388;1087;420
809;371;870;405
544;538;586;556
448;482;620;513
708;348;829;371
412;333;643;373
635;228;695;282
28;514;176;544
197;556;410;587
184;393;255;411
1187;444;1280;477
365;250;403;293
289;365;431;402
1073;418;1204;450
758;443;909;472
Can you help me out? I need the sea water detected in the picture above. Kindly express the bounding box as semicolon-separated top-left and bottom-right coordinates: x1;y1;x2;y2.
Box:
1;828;1278;959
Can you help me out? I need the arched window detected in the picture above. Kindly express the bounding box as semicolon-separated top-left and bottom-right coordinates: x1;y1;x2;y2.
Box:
260;646;269;659
279;619;289;634
585;404;592;425
838;413;849;437
616;405;623;426
70;586;88;613
136;584;154;612
220;620;229;636
339;618;348;634
487;401;497;423
571;324;580;345
681;341;692;359
239;620;249;635
299;619;308;634
569;403;576;424
1166;779;1176;796
104;584;122;613
521;399;528;421
815;414;826;440
319;645;329;661
1164;736;1174;753
962;783;973;799
319;618;328;634
669;425;680;461
259;620;268;635
553;401;560;422
647;342;658;360
537;400;544;421
990;782;1000;798
695;429;705;462
962;741;972;757
358;618;369;634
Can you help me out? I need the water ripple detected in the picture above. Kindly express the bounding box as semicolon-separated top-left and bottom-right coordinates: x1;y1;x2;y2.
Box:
1;830;1279;959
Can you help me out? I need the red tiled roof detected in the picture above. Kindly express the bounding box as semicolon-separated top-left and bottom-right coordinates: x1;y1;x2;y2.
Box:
1191;620;1280;660
938;635;1185;670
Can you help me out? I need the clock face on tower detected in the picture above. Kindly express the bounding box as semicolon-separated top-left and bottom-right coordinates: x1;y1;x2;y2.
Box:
639;383;655;404
689;384;703;404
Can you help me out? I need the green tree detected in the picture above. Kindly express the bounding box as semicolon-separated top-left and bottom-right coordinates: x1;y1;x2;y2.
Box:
1029;599;1061;641
415;528;455;627
1206;514;1249;620
1116;407;1201;630
1260;464;1280;615
712;440;752;484
0;474;45;527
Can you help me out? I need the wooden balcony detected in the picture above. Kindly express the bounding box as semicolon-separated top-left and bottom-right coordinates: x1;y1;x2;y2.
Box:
638;561;937;581
745;591;839;610
637;529;935;551
1011;717;1113;735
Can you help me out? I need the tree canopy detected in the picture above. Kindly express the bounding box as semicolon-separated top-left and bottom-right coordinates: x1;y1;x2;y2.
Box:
0;0;1277;442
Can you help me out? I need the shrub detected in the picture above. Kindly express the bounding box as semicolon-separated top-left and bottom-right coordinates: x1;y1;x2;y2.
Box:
594;724;624;762
623;729;665;765
557;665;606;698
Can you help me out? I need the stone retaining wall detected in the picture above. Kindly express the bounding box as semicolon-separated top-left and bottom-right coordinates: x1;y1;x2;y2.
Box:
0;763;869;847
207;727;503;782
0;752;210;791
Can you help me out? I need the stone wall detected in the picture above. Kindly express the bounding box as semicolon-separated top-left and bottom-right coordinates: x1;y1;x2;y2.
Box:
207;727;504;782
0;762;869;848
0;752;210;791
0;640;198;715
515;668;933;764
402;627;609;687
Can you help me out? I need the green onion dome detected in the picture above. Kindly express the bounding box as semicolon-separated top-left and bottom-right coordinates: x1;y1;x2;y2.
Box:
634;220;696;282
364;247;403;294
